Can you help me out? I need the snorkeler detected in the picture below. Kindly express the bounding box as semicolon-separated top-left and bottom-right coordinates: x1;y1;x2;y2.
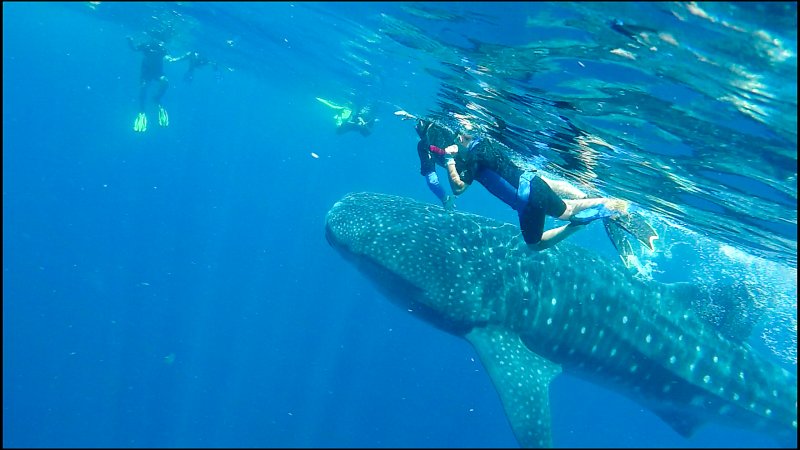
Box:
127;33;186;132
316;97;376;137
409;113;458;210
400;112;657;256
182;51;221;83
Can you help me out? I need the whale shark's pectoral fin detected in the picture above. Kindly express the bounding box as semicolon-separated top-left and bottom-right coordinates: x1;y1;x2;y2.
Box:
466;326;561;448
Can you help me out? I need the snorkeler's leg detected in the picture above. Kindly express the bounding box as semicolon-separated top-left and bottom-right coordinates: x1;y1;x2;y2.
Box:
154;76;169;104
138;81;148;112
134;81;148;132
155;76;169;127
560;197;629;222
539;175;588;200
530;222;586;251
527;174;624;225
520;203;586;251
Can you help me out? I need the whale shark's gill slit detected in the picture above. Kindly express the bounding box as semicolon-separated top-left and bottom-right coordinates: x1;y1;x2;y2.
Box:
350;249;472;336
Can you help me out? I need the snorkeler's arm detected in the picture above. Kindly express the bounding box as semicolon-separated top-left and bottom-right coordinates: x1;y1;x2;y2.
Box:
441;144;469;195
446;158;469;195
165;51;191;63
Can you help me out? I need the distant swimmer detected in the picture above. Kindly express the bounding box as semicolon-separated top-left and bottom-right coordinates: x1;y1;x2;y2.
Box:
181;51;221;83
317;97;376;137
396;110;458;210
127;31;187;132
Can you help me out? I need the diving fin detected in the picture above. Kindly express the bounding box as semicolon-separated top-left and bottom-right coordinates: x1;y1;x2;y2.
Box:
609;211;658;251
157;105;169;127
603;218;636;268
133;112;147;132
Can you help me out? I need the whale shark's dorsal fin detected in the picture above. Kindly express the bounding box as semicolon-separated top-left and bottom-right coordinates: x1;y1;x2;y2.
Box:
466;326;562;448
666;280;762;343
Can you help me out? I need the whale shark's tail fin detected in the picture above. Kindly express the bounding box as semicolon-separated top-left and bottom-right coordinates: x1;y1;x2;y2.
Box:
667;277;763;343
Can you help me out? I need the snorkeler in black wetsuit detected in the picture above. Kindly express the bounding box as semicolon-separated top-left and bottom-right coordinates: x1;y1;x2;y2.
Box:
183;51;220;83
316;98;376;137
432;122;628;250
128;35;184;132
414;118;458;210
336;105;376;137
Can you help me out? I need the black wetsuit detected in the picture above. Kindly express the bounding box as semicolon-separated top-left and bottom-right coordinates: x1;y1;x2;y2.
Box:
139;42;166;82
337;117;373;136
184;52;219;82
415;119;456;176
336;106;375;137
454;133;567;245
129;38;169;111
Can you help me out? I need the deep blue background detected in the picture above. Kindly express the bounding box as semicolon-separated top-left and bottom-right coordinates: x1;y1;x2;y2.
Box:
3;3;789;448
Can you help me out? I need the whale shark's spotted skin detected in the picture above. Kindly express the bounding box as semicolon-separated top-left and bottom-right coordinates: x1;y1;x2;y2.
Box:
325;192;797;448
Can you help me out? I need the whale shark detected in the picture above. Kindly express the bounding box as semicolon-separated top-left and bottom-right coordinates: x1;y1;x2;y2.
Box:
324;192;797;448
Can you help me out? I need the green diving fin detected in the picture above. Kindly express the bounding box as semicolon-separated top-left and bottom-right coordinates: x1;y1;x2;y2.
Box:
157;105;169;127
133;112;147;132
465;326;561;448
609;210;658;251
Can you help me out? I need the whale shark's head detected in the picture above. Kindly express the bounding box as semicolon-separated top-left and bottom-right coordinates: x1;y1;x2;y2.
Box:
325;192;524;334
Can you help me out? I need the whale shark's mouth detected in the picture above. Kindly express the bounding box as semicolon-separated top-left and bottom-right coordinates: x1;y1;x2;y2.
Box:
324;217;339;249
324;199;350;251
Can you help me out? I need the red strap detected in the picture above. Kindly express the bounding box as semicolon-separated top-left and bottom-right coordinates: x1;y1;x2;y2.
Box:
429;145;446;155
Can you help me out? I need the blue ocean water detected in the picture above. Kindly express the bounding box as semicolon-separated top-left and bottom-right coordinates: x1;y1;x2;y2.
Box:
3;2;796;448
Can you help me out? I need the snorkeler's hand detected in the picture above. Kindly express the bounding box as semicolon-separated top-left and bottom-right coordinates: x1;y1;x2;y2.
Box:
444;144;459;155
394;110;417;120
443;195;456;211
